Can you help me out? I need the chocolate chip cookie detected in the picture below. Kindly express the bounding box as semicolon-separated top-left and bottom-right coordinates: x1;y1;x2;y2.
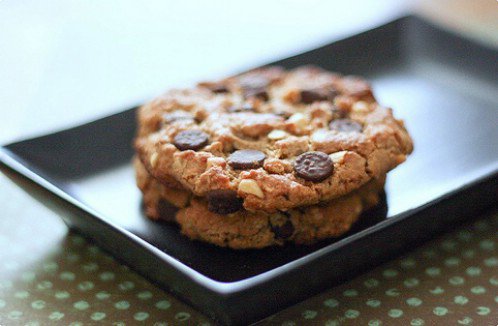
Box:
135;66;412;213
135;157;385;249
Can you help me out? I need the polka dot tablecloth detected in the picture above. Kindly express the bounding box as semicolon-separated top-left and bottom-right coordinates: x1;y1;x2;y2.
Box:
0;172;497;325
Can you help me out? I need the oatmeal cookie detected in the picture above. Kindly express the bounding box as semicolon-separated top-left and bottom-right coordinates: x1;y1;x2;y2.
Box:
135;157;385;249
135;66;412;213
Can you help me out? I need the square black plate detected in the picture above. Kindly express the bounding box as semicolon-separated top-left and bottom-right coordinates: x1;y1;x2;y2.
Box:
1;16;497;325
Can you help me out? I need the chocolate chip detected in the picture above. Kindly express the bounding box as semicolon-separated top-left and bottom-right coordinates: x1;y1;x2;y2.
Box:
228;149;266;169
272;219;294;239
228;103;254;113
300;88;338;104
329;118;363;133
294;151;333;182
163;111;194;124
200;82;229;94
173;130;209;151
300;89;329;104
243;87;269;101
209;84;229;94
207;189;243;214
157;199;178;221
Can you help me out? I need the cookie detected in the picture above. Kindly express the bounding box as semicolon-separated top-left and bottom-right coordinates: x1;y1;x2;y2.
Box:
135;158;385;249
135;66;412;213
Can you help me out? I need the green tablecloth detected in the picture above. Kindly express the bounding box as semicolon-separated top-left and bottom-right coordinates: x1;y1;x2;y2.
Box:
0;171;496;325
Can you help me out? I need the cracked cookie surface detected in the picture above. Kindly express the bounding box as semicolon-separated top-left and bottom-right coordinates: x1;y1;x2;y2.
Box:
135;158;385;249
135;66;412;213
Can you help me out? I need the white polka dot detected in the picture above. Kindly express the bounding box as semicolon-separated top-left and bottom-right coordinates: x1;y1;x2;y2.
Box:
364;278;380;288
115;301;130;310
55;291;71;300
344;309;360;319
119;281;135;291
49;311;65;321
99;271;115;281
174;312;190;321
36;280;53;290
134;312;150;321
137;291;153;300
77;281;94;291
484;257;498;267
14;291;30;299
465;266;481;277
404;278;420;288
91;312;106;321
7;310;23;320
406;297;422;307
388;309;403;318
82;262;99;272
302;310;317;319
343;289;358;297
73;300;90;310
470;286;486;294
155;300;171;310
43;262;59;273
96;291;111;300
60;271;76;281
433;306;448;316
31;300;46;310
383;269;399;278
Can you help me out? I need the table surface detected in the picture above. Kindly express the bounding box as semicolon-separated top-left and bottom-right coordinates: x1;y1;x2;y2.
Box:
1;0;497;325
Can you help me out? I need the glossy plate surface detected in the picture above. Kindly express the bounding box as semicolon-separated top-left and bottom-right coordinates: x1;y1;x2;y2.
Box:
1;16;497;325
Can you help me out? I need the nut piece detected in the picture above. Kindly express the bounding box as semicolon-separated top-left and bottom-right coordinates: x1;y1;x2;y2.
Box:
207;157;226;169
268;129;288;140
352;101;370;113
150;152;159;168
238;179;264;198
287;113;309;129
329;151;348;163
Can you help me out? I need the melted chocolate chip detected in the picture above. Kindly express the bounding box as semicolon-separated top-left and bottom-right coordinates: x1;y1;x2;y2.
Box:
228;149;266;169
207;189;243;214
163;111;195;124
300;88;338;104
271;219;294;239
173;130;209;151
157;199;179;221
210;84;229;94
300;89;329;104
329;118;363;133
294;151;333;182
200;82;229;94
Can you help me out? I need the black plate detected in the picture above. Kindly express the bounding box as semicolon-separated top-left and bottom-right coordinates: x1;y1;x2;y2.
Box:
1;16;497;325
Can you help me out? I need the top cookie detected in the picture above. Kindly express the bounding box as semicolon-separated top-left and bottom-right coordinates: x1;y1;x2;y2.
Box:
135;66;413;213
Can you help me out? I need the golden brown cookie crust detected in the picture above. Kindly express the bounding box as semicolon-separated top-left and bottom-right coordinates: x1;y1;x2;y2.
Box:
135;157;385;249
135;66;411;213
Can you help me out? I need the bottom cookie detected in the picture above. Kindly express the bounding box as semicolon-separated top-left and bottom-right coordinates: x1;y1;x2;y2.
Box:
135;158;385;249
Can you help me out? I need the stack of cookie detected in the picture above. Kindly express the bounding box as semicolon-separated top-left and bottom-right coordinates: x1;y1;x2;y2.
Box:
134;66;413;249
